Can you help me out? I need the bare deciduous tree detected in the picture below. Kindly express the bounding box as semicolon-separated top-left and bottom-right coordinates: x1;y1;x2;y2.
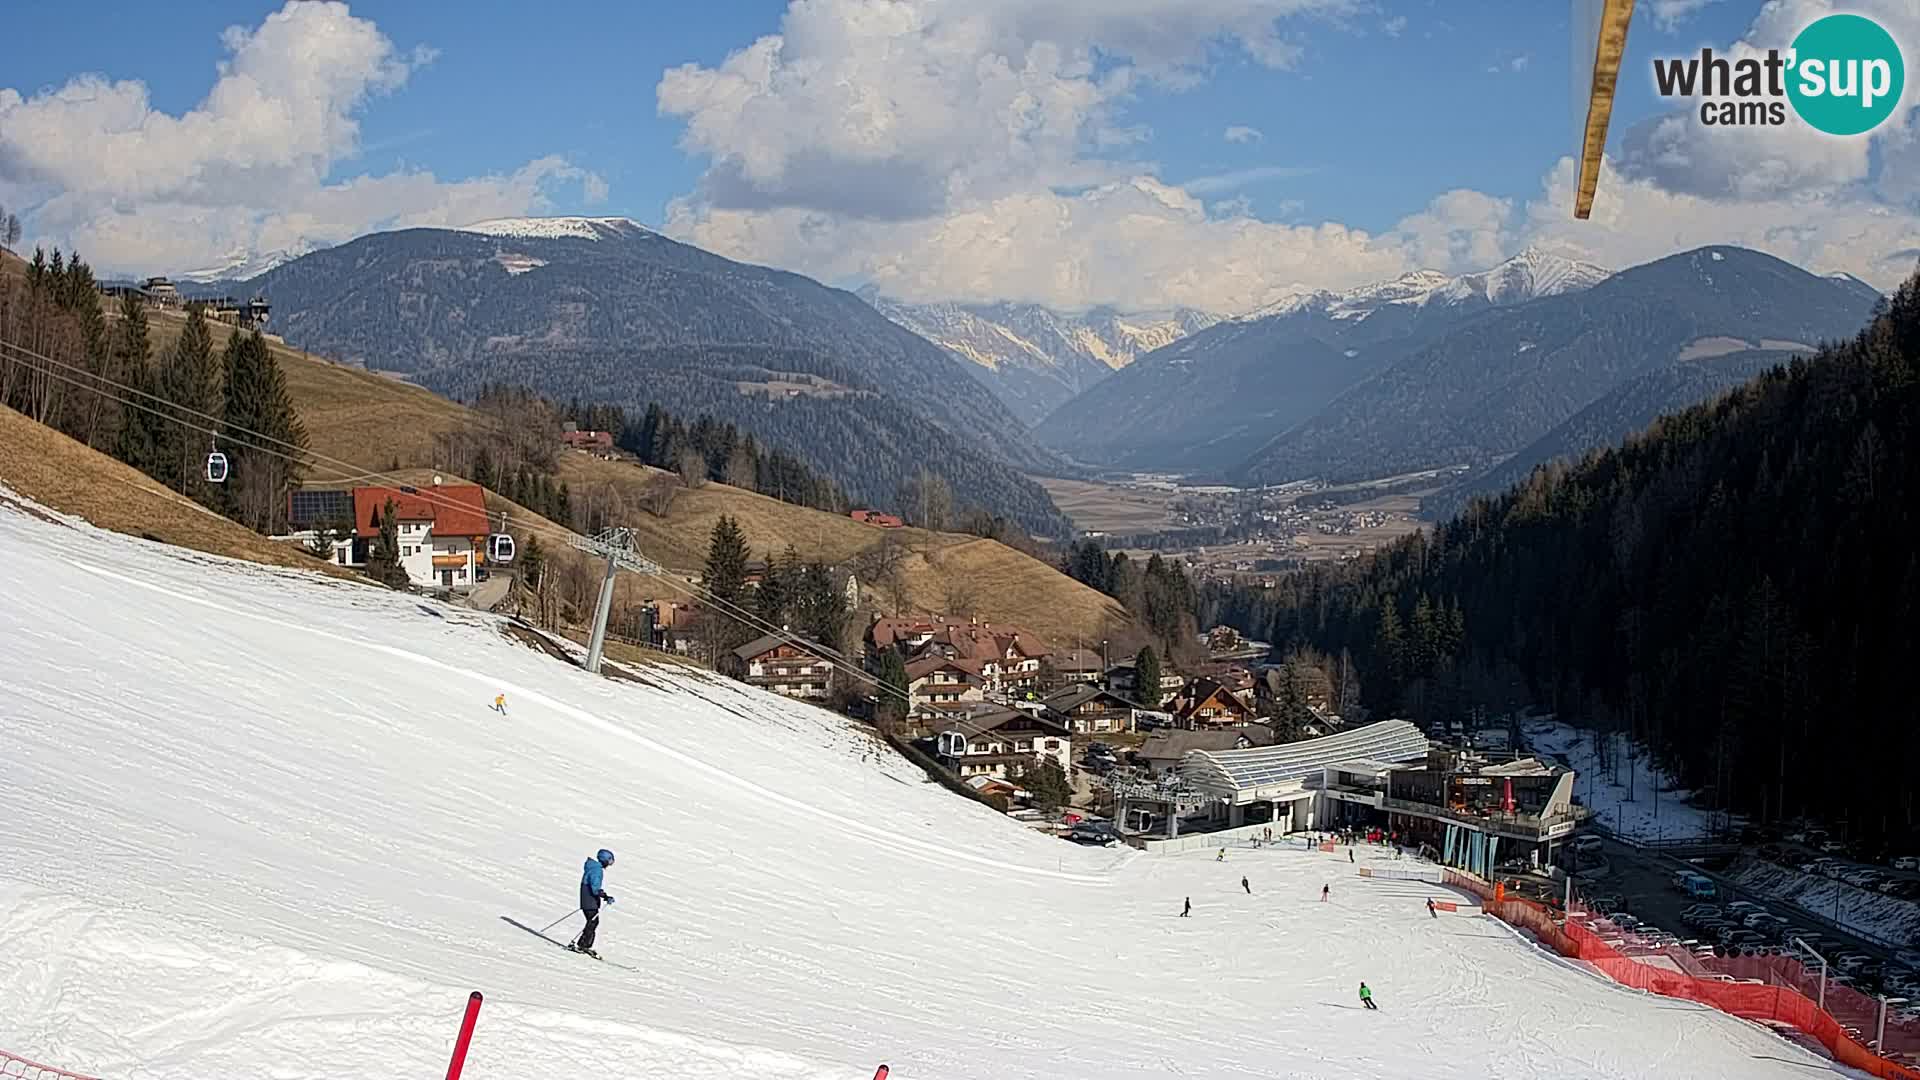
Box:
641;473;679;517
677;449;708;488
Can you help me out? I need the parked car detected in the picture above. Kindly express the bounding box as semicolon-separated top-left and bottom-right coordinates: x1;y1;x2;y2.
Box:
1067;822;1123;845
1820;839;1849;854
1588;895;1623;914
1892;856;1920;871
1837;954;1877;973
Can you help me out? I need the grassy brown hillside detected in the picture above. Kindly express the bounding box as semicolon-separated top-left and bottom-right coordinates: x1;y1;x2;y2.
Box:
252;339;1127;645
22;266;1128;645
0;403;360;580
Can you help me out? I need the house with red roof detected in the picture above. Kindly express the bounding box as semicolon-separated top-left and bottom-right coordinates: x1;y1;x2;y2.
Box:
349;481;492;591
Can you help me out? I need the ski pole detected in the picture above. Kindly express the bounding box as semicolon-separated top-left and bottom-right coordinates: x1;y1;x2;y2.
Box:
538;908;579;934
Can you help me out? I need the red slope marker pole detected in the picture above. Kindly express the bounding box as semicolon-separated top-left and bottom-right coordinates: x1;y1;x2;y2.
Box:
873;1067;890;1080
446;991;484;1080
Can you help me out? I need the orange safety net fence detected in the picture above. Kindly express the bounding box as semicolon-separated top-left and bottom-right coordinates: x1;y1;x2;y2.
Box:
1443;869;1920;1079
0;1051;102;1080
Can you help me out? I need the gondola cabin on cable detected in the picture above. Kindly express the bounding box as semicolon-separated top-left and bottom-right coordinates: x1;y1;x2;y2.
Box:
205;451;229;484
488;533;515;564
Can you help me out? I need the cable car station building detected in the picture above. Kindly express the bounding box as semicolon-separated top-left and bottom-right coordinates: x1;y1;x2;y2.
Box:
1170;723;1583;873
1174;720;1430;835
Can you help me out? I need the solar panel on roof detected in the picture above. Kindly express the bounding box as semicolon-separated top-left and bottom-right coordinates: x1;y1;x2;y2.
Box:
1179;721;1430;792
289;490;354;528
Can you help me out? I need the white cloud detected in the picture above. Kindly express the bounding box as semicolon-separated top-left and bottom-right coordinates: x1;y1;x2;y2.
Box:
1614;0;1919;200
1523;156;1920;289
654;0;1920;312
0;1;602;274
657;0;1360;223
1382;16;1407;37
1182;164;1312;194
1646;0;1720;31
1224;125;1265;144
667;177;1411;314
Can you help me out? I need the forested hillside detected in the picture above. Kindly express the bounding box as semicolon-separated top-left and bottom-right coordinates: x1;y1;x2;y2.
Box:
247;223;1074;536
1203;271;1920;842
1235;248;1882;485
1423;346;1795;518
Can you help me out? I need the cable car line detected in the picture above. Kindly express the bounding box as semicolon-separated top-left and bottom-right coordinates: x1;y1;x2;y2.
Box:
0;339;913;705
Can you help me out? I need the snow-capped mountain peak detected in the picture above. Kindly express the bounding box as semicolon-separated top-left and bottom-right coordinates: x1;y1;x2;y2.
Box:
1441;246;1611;305
1237;248;1610;324
861;291;1221;422
456;216;653;241
178;243;318;283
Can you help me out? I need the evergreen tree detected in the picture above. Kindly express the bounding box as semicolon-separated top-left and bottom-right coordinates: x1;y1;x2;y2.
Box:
305;523;339;561
1134;646;1163;708
517;534;548;612
220;330;308;533
795;560;849;651
754;548;791;627
1272;660;1315;740
155;306;220;499
703;515;750;603
875;646;910;726
112;291;158;474
1019;758;1074;813
363;500;411;588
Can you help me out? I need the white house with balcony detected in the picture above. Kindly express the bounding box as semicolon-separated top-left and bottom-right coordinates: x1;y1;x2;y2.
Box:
933;706;1072;781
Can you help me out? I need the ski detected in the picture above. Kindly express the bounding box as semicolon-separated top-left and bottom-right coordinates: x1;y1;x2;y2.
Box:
500;916;640;971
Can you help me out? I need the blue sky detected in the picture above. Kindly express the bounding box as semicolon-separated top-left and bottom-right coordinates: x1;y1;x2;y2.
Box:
2;1;1914;310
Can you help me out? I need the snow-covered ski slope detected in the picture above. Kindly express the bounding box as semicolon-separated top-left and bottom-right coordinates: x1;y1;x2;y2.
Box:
0;493;1855;1080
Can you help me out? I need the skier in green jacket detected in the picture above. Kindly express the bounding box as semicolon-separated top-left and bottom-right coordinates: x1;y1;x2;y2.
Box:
1359;982;1377;1010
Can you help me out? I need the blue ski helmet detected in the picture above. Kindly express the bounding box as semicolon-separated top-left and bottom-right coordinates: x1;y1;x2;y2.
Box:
596;849;616;866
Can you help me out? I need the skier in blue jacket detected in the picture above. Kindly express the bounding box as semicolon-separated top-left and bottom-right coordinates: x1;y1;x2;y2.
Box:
569;849;616;957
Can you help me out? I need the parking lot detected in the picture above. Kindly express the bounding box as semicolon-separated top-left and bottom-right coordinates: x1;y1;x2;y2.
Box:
1575;836;1920;1004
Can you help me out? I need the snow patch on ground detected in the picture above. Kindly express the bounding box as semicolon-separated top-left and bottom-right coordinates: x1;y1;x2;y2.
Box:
458;217;652;241
493;251;548;275
0;496;1857;1080
1729;858;1920;949
1524;721;1713;841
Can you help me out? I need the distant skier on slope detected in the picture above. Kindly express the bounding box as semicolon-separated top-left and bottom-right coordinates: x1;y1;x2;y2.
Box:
493;693;508;714
1349;848;1354;863
1321;883;1330;902
1359;982;1377;1010
1241;875;1251;895
568;848;616;958
1427;897;1438;919
1181;897;1192;918
1217;847;1226;862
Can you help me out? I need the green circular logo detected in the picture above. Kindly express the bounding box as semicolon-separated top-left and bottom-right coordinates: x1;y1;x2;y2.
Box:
1786;14;1904;136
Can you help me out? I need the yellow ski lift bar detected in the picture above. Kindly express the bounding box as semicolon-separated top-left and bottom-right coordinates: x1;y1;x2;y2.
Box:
1575;0;1637;219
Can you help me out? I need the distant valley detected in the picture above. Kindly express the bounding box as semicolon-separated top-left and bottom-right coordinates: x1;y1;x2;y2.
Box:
1029;246;1881;513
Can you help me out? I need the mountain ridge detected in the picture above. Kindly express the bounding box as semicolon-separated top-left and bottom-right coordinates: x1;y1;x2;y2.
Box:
241;222;1076;536
864;292;1220;425
1038;247;1611;474
1233;245;1885;486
